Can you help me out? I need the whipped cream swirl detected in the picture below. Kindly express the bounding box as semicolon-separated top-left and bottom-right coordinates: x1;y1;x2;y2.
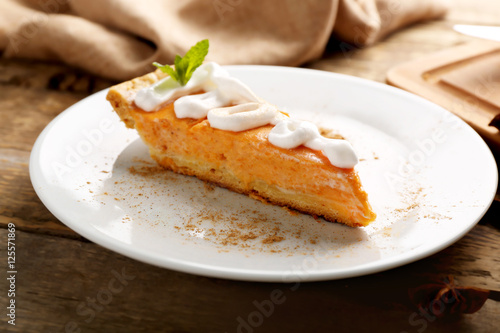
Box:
134;62;358;168
268;119;358;168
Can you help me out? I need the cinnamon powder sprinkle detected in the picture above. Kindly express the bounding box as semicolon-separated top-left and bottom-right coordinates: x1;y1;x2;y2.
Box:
181;208;291;249
101;158;343;255
262;235;285;244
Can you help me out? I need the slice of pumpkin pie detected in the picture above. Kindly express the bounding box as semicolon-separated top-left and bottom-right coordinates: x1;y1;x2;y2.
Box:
106;40;376;227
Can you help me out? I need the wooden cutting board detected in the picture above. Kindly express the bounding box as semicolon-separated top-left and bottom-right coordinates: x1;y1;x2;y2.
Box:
387;40;500;154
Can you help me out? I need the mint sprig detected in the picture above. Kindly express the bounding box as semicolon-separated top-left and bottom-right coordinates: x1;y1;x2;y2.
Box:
153;39;209;86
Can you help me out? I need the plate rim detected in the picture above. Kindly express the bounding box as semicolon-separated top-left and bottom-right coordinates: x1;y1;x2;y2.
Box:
29;65;498;282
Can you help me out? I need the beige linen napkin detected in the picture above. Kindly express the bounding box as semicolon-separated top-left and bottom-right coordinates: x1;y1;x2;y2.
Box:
0;0;449;81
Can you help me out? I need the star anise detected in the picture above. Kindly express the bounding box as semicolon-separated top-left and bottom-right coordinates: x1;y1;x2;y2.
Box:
489;113;500;130
408;276;493;318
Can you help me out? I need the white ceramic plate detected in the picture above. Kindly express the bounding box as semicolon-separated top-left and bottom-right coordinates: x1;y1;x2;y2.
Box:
30;66;498;282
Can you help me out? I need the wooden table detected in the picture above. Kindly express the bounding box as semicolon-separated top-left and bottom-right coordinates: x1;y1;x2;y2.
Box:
1;1;499;332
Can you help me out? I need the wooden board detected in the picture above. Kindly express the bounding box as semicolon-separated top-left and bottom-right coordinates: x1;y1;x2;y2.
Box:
387;40;500;154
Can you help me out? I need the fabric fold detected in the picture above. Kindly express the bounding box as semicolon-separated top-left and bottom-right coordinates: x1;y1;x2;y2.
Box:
1;0;449;80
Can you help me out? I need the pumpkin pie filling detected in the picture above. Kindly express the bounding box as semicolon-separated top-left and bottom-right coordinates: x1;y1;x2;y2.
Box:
106;63;376;227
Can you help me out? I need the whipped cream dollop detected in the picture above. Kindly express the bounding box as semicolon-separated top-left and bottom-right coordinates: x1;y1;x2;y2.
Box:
134;62;358;168
268;119;358;168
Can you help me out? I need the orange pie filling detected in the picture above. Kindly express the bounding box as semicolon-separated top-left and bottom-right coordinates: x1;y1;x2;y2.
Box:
106;62;376;227
120;98;376;227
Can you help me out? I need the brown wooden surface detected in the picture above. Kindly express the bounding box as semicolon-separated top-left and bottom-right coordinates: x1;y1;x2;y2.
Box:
386;40;500;153
1;0;500;332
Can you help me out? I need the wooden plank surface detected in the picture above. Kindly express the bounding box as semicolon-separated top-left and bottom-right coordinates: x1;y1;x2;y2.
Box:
1;0;500;332
0;226;499;332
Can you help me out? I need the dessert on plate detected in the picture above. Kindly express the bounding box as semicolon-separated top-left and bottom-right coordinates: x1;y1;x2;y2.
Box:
106;40;376;227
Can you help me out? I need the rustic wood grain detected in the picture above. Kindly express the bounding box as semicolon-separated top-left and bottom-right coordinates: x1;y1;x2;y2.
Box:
1;1;500;332
0;59;115;237
0;148;83;239
0;228;498;333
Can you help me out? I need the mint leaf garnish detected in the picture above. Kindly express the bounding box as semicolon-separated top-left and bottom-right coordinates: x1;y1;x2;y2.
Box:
153;61;178;81
153;39;209;86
